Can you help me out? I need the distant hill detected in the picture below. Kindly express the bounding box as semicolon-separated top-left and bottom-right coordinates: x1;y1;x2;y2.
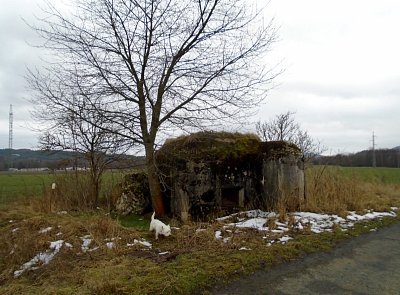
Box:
0;149;144;171
314;148;400;168
0;149;78;161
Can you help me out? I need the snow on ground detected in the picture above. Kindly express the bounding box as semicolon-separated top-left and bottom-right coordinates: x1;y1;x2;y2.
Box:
239;247;252;251
132;239;152;249
80;235;93;252
11;207;398;278
39;227;53;234
14;240;64;278
217;208;398;247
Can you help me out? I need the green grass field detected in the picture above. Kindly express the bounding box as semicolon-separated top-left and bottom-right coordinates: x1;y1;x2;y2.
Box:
0;171;54;203
2;166;399;204
306;166;400;184
337;166;400;184
0;170;126;204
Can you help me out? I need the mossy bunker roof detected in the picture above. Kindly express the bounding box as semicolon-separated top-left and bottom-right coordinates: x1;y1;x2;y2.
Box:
156;131;302;164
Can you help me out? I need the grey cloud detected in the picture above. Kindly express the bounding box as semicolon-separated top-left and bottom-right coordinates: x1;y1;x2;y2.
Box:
280;80;400;100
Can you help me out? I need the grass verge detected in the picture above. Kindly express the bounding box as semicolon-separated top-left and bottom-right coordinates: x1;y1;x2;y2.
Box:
0;201;398;295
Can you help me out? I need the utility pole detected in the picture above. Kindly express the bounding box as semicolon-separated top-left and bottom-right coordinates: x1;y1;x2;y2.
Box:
372;131;376;167
8;104;15;170
9;104;13;150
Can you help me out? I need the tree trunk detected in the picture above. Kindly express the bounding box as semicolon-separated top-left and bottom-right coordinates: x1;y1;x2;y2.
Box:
90;173;100;208
88;153;101;208
145;146;165;215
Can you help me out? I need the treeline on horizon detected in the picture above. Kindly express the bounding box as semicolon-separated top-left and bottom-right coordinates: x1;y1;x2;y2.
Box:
0;149;145;171
1;147;400;171
313;147;400;168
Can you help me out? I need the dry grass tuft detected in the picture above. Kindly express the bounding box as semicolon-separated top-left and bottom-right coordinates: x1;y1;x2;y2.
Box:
302;166;366;215
266;216;277;230
302;166;400;215
50;172;94;210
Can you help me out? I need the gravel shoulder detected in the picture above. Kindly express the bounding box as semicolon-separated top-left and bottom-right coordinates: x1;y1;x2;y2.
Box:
212;222;400;295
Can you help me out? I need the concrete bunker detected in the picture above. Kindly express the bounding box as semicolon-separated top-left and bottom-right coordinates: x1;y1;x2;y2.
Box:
156;131;305;221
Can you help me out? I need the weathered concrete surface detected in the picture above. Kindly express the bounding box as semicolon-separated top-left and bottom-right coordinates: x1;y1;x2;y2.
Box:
212;222;400;295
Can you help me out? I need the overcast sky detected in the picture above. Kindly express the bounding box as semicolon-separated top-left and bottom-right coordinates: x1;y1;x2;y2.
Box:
0;0;399;154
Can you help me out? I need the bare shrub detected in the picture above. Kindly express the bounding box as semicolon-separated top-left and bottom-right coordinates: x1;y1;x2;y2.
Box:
29;172;96;213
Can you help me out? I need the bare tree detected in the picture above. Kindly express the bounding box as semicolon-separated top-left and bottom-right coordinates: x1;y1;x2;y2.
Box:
28;0;279;215
256;111;325;160
34;93;131;207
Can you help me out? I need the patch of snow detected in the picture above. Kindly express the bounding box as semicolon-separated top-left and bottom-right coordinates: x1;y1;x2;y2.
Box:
279;236;293;243
239;247;251;251
347;211;396;221
159;251;170;255
217;210;272;221
293;222;304;231
271;229;284;233
56;232;63;236
214;231;231;243
80;235;92;252
9;220;14;223
12;228;19;233
50;240;64;251
106;242;114;249
217;214;236;221
39;227;53;234
133;239;152;248
292;212;345;233
220;209;397;238
57;211;68;215
14;240;64;278
223;237;231;243
65;242;73;248
228;217;267;230
277;226;289;232
246;209;271;218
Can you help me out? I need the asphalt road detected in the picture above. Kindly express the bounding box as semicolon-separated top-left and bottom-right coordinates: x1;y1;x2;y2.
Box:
212;222;400;295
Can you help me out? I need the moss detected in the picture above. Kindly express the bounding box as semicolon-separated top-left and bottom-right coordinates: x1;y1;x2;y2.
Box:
157;131;261;165
260;141;302;160
157;132;303;167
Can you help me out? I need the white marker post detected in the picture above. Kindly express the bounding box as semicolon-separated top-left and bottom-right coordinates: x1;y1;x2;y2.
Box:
50;183;56;212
